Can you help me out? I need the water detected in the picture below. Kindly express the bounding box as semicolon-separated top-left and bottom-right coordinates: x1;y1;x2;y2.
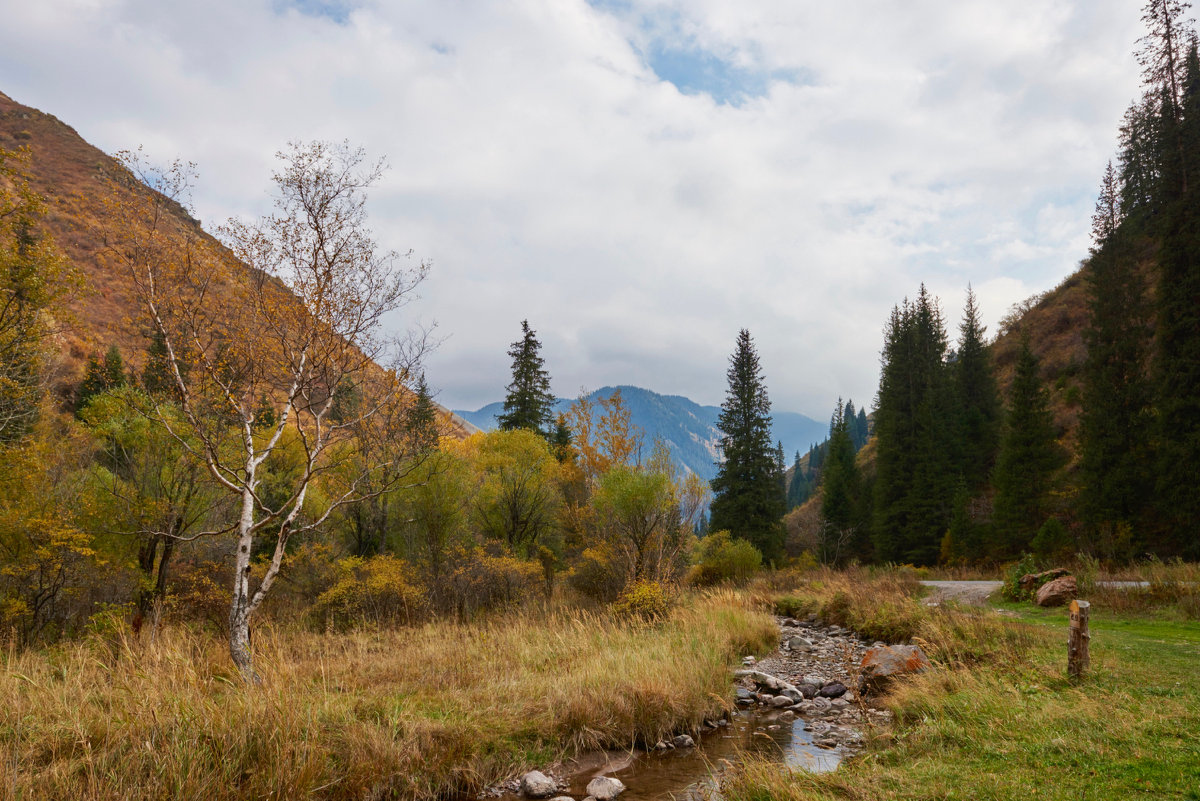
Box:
558;709;845;801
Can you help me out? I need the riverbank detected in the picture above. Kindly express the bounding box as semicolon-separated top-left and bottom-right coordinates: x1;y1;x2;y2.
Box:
722;575;1200;800
0;592;776;801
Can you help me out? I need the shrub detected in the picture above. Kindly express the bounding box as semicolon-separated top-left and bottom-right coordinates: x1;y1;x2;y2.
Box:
1031;517;1072;561
308;555;426;631
612;580;672;621
688;530;762;586
566;545;626;603
1001;553;1041;601
439;546;542;619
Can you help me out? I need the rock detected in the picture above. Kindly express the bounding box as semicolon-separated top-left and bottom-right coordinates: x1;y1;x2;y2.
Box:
1036;575;1078;607
672;734;695;748
818;681;847;698
653;740;671;751
549;797;574;801
859;645;931;693
796;683;819;699
779;710;796;722
735;697;754;707
742;655;756;666
781;688;803;703
831;699;850;709
786;636;813;651
809;696;833;713
585;778;626;801
769;695;794;708
1019;567;1071;594
520;771;558;799
801;674;825;687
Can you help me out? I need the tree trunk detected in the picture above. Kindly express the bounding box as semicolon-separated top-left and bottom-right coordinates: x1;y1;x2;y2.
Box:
229;486;258;682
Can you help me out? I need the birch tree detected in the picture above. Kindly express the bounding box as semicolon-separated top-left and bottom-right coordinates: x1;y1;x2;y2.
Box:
104;142;429;679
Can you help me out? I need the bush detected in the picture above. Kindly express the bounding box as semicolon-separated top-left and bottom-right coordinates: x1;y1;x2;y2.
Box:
612;580;672;621
308;555;426;631
688;530;762;586
566;545;627;603
439;546;542;619
1001;553;1041;601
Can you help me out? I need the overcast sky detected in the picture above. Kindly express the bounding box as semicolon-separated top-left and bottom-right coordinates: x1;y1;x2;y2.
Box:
1;0;1144;417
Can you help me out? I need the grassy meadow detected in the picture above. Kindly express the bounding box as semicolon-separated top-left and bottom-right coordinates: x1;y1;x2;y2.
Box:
727;566;1200;801
0;592;776;801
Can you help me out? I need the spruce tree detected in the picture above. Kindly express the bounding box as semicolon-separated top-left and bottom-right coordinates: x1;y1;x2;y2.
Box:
819;399;862;564
497;320;555;436
709;329;786;562
953;286;1001;489
404;373;440;454
992;342;1062;557
1153;40;1200;555
872;286;956;565
1080;162;1155;542
77;345;126;412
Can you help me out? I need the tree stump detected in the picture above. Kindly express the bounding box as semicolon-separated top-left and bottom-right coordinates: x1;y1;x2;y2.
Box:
1068;599;1090;680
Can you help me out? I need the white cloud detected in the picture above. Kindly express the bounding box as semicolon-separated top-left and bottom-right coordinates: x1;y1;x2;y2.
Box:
0;0;1144;415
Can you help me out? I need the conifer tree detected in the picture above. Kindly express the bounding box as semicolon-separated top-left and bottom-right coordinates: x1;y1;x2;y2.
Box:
77;345;127;412
497;320;555;436
855;407;869;449
1153;40;1200;555
953;286;1001;489
992;342;1062;557
872;286;955;565
709;329;786;562
819;399;862;564
1080;162;1155;540
404;373;439;455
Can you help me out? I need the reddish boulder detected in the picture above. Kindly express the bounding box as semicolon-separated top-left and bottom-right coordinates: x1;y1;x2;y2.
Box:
1019;567;1071;594
858;645;931;693
1035;575;1078;607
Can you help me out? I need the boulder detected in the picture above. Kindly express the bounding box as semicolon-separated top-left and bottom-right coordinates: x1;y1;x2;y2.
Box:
585;777;626;801
796;683;819;699
769;695;793;708
671;734;695;748
858;645;931;693
520;771;558;799
787;636;813;651
1036;575;1078;607
1019;567;1071;594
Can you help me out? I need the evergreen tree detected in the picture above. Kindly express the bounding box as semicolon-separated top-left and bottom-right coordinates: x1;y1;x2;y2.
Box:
77;345;126;412
871;286;956;565
992;342;1063;557
404;373;439;454
1153;40;1200;555
819;399;863;563
709;329;786;562
1080;162;1155;543
497;320;555;436
855;407;869;449
953;286;1001;489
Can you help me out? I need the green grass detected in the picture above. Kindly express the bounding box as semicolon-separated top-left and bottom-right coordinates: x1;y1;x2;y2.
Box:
725;583;1200;801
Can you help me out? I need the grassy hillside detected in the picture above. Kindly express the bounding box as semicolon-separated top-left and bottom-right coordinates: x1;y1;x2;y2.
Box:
0;89;471;437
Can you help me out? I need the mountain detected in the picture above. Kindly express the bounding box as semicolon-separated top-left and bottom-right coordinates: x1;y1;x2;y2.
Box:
0;89;473;439
455;385;827;480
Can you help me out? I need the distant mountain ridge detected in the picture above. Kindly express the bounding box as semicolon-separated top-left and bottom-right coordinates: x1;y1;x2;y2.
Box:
454;385;827;481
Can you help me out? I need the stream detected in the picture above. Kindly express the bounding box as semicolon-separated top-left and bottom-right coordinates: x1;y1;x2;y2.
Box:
555;707;846;801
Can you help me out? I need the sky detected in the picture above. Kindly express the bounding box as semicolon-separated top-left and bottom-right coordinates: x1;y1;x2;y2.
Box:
0;0;1146;417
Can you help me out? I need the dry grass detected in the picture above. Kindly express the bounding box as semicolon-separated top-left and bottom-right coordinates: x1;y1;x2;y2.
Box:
0;592;777;800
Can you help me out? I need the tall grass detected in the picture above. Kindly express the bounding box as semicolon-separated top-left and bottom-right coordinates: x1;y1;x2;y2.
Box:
0;593;777;800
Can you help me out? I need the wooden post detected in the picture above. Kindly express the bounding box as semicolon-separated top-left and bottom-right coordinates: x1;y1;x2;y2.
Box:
1068;599;1090;680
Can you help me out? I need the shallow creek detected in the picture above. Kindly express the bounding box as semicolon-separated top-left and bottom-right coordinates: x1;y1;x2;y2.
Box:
554;708;845;801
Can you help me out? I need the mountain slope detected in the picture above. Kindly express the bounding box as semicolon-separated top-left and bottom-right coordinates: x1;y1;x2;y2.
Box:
456;385;826;480
0;89;472;438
